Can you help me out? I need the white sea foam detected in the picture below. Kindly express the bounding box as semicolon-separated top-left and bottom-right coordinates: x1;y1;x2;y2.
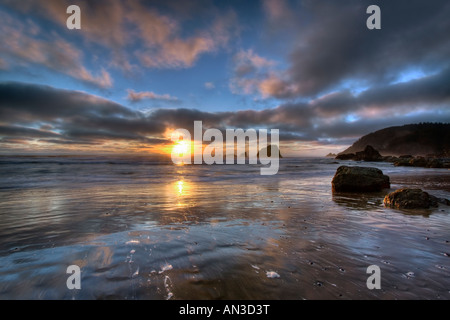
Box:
159;262;173;274
126;240;140;244
132;267;139;278
164;275;174;300
266;271;280;278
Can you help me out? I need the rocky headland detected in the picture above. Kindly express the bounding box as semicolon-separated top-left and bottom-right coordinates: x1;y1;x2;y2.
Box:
334;123;450;168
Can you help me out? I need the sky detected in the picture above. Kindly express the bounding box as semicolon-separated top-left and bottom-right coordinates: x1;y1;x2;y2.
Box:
0;0;449;156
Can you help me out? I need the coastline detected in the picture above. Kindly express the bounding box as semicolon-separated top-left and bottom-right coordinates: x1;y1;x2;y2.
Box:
0;157;449;299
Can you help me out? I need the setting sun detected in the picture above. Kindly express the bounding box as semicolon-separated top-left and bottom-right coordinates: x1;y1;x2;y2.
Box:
172;140;191;157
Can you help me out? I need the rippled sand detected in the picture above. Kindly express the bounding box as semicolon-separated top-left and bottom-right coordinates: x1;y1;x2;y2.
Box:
0;157;449;299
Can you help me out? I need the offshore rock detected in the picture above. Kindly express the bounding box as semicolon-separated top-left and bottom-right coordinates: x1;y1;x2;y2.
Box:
331;166;390;192
384;188;439;209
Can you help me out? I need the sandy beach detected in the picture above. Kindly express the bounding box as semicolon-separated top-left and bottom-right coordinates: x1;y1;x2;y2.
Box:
0;156;448;299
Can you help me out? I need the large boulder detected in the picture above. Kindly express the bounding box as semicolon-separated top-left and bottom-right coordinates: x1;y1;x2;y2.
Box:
331;166;390;192
384;188;438;209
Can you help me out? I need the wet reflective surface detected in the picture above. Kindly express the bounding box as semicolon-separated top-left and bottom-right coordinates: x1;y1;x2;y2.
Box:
0;156;449;299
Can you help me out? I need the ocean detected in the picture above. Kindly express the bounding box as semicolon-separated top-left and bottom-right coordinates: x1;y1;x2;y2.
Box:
0;156;449;299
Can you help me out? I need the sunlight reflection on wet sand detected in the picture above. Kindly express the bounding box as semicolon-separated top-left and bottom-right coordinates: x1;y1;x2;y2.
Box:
0;158;449;299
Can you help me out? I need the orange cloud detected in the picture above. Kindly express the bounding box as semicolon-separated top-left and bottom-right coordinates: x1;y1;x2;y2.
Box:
127;89;179;102
132;6;237;69
0;11;113;88
258;74;299;99
1;0;237;71
230;50;301;99
262;0;293;23
234;49;276;71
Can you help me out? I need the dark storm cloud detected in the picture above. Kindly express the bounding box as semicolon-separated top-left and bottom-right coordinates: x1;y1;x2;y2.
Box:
149;108;225;130
312;110;450;141
0;82;314;146
0;137;30;144
225;64;450;141
358;67;450;108
310;91;357;117
37;139;98;145
0;79;449;151
309;66;450;117
282;0;450;97
0;125;61;138
0;82;165;145
0;82;135;123
282;66;450;140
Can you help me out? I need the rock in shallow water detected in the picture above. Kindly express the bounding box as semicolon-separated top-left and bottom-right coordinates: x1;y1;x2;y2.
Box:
331;166;390;192
383;188;438;209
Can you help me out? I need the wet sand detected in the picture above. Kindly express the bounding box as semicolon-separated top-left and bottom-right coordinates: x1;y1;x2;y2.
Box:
0;157;449;299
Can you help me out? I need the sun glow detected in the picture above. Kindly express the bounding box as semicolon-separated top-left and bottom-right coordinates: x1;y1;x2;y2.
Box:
177;180;184;195
172;140;191;157
169;179;193;208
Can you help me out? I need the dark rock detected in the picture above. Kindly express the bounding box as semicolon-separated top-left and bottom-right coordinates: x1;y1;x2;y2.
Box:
437;197;450;206
331;166;390;192
384;188;439;209
394;158;413;167
399;155;413;159
382;156;398;163
335;153;356;160
426;158;444;168
354;145;383;161
409;156;428;167
336;145;382;162
394;156;447;168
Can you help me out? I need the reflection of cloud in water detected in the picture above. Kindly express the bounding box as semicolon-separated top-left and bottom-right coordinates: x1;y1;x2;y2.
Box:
1;158;450;299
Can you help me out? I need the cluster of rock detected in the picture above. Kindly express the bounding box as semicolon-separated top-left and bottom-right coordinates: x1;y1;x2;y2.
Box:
331;165;449;210
390;155;450;168
335;145;450;168
330;124;449;210
335;145;382;161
